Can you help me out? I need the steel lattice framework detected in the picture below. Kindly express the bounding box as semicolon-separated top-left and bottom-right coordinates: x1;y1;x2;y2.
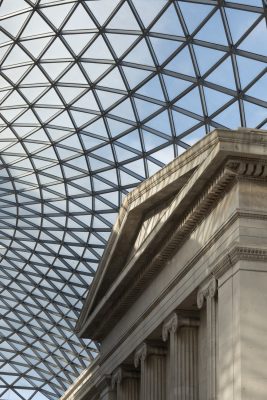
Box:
0;0;266;399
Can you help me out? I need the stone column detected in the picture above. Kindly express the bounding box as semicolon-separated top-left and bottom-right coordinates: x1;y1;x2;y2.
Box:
162;312;199;400
134;342;167;400
197;277;217;400
111;366;139;400
97;376;116;400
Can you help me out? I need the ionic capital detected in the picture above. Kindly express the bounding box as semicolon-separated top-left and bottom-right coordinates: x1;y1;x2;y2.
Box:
197;276;217;309
134;342;166;368
111;367;122;389
111;366;139;389
162;312;199;341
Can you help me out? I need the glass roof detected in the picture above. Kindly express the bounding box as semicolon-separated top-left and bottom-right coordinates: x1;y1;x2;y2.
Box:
0;0;266;398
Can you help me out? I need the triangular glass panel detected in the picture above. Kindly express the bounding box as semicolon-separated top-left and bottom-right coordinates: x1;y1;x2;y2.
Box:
1;13;29;37
50;111;74;128
181;126;206;146
41;3;74;29
225;8;260;43
114;145;137;162
57;86;86;104
59;64;87;84
88;0;120;25
59;134;82;151
71;110;96;128
150;37;180;64
21;12;53;37
143;130;169;151
150;144;174;164
145;110;172;135
106;33;138;58
237;55;266;89
0;75;10;89
72;91;99;111
193;45;224;76
107;118;132;137
41;61;71;81
213;101;241;128
21;66;49;84
0;31;9;46
34;107;60;123
64;4;96;30
123;159;146;178
204;87;233;115
179;2;214;33
172;109;199;135
165;46;195;76
118;129;142;151
110;98;135;121
1;91;25;107
206;57;236;90
120;170;141;185
83;117;109;138
0;0;27;16
21;37;51;58
246;74;267;102
152;4;184;36
107;2;140;30
134;98;162;120
82;35;113;60
3;45;31;67
98;67;126;91
96;90;124;110
137;76;165;101
81;134;104;150
243;101;266;127
175;87;203;115
195;11;228;45
91;144;114;162
125;39;155;66
64;33;95;56
36;88;63;106
122;66;151;89
2;65;30;84
238;19;267;56
82;62;111;82
15;109;40;125
42;38;72;60
131;0;167;27
163;75;192;100
0;108;22;122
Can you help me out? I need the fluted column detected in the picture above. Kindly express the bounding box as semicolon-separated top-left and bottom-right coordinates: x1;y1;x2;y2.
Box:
162;312;199;400
197;277;217;400
111;366;139;400
134;342;167;400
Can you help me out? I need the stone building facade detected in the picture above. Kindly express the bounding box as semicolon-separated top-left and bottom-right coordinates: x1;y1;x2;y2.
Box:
61;129;267;400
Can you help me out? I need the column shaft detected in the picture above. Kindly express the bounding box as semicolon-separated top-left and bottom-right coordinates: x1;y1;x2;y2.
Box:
163;313;199;400
197;277;217;400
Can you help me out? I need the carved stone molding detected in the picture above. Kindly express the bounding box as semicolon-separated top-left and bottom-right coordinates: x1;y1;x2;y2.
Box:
162;312;199;342
197;276;217;309
134;342;166;368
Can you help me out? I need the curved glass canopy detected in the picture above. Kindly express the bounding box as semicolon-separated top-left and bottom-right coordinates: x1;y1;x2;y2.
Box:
0;0;266;399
